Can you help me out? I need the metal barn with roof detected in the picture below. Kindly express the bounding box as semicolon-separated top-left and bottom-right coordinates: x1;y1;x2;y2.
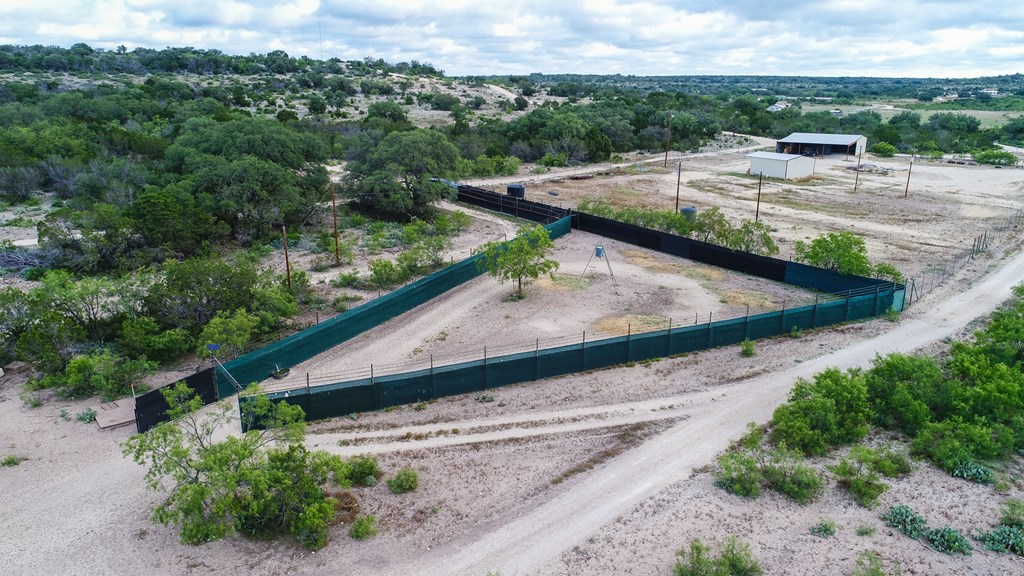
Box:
776;133;867;157
747;151;815;180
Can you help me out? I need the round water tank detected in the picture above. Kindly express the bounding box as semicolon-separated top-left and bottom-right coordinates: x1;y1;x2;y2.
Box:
507;183;525;198
680;206;698;219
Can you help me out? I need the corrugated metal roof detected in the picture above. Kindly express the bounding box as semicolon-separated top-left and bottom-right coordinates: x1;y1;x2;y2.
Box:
778;133;864;145
747;151;803;161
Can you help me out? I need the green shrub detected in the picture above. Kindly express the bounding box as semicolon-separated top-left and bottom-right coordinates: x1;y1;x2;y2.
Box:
951;460;994;484
924;526;972;555
714;450;762;498
865;353;944;436
882;505;927;539
760;448;824;505
856;525;877;537
810;518;836;538
740;339;756;358
870;446;913;478
349;514;377;540
674;537;762;576
830;454;889;508
348;455;381;486
33;351;155;401
770;368;870;456
673;539;716;576
869;142;897;157
387;468;419;494
1;454;28;467
975;525;1024;555
715;537;763;576
911;418;1012;473
331;270;361;288
76;408;97;423
367;259;408;289
1000;498;1024;528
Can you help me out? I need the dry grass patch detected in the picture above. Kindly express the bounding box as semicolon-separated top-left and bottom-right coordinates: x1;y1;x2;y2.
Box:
720;290;774;309
595;314;671;335
538;272;591;291
623;250;726;282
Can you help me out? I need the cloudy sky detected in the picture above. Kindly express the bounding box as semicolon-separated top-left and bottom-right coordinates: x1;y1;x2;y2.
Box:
0;0;1021;78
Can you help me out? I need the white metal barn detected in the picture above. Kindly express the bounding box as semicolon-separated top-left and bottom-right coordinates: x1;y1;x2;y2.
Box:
747;151;815;180
776;133;867;157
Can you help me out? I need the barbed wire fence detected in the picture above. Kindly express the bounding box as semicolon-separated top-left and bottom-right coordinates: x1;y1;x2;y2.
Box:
904;206;1024;306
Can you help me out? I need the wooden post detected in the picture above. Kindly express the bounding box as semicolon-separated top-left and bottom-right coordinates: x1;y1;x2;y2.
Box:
663;112;673;167
331;182;341;265
904;157;913;198
674;160;682;212
282;225;292;289
755;173;763;222
853;153;862;193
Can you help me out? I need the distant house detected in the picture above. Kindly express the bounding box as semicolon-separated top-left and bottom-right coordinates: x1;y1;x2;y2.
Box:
747;152;815;180
981;88;998;97
767;101;790;112
776;133;867;157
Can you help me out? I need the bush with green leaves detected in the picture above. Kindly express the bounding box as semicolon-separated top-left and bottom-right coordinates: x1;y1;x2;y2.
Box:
794;232;873;276
2;454;28;467
769;368;870;456
714;450;762;498
809;518;836;538
76;408;97;423
1001;498;1024;528
714;443;823;504
118;316;193;363
673;537;762;576
951;460;994;484
29;350;154;401
348;454;381;487
924;526;972;555
976;525;1024;555
869;142;897;157
740;339;756;358
974;499;1024;556
881;505;928;539
387;468;419;494
911;417;1012;473
759;446;824;505
865;353;945;436
830;455;889;508
349;514;377;540
122;383;353;551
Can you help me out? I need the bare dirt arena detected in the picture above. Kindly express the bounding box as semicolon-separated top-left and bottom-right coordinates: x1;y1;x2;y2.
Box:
3;140;1024;576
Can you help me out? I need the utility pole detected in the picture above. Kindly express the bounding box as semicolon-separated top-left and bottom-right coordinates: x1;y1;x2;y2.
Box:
663;111;674;167
674;160;682;212
331;182;340;265
755;172;763;222
282;225;292;289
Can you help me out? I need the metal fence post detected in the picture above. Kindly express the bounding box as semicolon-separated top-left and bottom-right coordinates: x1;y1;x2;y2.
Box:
779;300;786;334
483;346;488;390
812;294;818;328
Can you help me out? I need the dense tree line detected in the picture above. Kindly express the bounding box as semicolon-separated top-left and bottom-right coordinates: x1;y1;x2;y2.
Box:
0;44;443;77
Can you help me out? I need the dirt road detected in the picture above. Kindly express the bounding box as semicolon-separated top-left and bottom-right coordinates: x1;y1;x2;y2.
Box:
383;239;1024;576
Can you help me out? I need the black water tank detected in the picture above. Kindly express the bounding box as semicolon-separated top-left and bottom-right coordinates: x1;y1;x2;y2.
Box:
507;183;525;198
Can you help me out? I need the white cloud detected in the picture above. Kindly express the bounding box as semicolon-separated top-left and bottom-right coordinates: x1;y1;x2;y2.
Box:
0;0;1020;77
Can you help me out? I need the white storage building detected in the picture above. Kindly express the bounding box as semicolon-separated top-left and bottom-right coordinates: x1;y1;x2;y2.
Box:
747;151;815;180
776;133;867;157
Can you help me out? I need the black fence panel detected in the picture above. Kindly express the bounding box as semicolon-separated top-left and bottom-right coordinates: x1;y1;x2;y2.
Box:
134;368;216;433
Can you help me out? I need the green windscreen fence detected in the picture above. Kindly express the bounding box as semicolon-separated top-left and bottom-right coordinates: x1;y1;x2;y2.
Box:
243;288;897;423
218;215;572;398
229;189;904;422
